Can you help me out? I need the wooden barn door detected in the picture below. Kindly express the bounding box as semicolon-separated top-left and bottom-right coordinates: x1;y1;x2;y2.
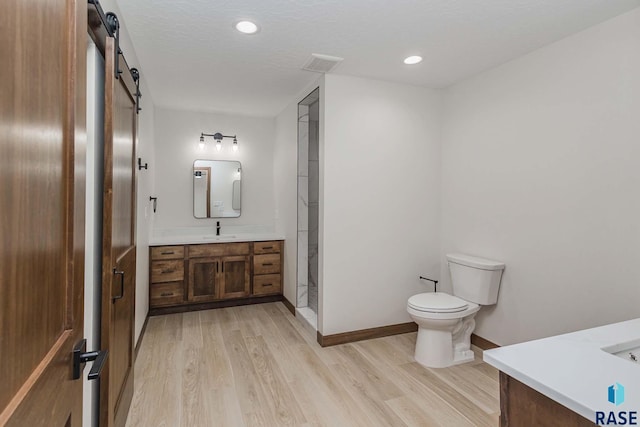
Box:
100;36;137;427
0;0;87;425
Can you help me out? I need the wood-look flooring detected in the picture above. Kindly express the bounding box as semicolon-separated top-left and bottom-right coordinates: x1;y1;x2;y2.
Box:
126;303;499;427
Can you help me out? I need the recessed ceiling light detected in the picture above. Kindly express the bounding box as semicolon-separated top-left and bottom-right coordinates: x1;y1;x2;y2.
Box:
235;20;259;34
404;55;423;65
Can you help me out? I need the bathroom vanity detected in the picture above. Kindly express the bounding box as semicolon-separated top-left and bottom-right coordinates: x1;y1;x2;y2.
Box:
484;318;640;426
149;236;284;315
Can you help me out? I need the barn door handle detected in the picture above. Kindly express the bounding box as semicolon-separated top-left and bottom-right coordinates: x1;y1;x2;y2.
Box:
113;268;125;301
73;339;108;381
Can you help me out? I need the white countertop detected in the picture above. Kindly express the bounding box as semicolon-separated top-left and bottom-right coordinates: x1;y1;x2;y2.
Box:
149;233;285;246
484;318;640;421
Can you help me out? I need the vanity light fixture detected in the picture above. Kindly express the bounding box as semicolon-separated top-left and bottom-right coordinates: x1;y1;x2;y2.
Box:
235;20;259;34
404;55;423;65
199;132;238;152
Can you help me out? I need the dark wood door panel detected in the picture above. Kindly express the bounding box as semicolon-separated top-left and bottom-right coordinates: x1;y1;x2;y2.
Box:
101;35;137;427
0;0;86;424
111;77;136;259
220;256;250;299
189;258;220;302
111;249;135;427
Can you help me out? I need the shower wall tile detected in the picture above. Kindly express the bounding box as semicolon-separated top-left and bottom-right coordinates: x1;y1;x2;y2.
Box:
298;125;308;177
308;161;319;203
298;104;309;121
309;121;319;161
297;99;320;314
309;204;318;246
297;231;308;307
308;241;318;313
297;176;308;231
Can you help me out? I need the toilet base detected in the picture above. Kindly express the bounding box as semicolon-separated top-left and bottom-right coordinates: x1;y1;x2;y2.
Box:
412;315;477;368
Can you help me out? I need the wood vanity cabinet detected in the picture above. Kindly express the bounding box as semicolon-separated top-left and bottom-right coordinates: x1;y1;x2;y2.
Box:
188;255;251;301
252;240;283;296
499;372;595;427
149;240;283;314
150;246;186;307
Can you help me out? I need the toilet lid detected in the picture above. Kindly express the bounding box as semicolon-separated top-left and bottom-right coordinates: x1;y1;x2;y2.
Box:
408;293;469;313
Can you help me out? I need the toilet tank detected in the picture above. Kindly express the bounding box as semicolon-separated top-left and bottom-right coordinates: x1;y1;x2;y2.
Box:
447;253;505;305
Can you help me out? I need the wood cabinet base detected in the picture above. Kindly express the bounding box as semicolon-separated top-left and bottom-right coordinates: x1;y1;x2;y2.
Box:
149;294;283;316
149;240;284;314
499;372;595;427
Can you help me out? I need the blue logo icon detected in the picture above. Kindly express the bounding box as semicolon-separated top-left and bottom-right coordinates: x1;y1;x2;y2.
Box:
609;383;625;406
596;383;636;425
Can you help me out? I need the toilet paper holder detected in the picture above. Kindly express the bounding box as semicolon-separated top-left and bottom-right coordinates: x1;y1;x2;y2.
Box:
419;276;438;292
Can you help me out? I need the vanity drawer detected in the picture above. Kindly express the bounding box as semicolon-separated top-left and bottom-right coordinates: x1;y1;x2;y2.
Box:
253;274;281;295
151;260;184;283
151;245;185;260
150;281;184;307
253;254;281;275
189;242;250;258
253;241;281;254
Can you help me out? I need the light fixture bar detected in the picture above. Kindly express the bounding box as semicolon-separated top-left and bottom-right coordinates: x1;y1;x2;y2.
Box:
199;132;238;151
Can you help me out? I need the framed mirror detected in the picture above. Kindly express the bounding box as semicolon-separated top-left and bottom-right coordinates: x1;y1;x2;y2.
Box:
193;160;242;218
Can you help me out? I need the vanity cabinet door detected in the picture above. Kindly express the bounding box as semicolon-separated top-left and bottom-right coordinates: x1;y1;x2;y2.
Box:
220;256;251;299
188;258;221;302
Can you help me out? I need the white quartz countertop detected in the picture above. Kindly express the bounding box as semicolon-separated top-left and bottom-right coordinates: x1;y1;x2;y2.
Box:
484;318;640;422
149;233;285;246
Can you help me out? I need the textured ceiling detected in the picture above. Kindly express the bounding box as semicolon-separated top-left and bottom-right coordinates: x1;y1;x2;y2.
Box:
115;0;640;117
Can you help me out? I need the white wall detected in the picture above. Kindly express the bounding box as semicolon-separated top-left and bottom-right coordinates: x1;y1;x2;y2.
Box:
134;77;155;344
440;8;640;346
84;39;105;427
274;78;324;307
153;108;276;230
321;74;443;335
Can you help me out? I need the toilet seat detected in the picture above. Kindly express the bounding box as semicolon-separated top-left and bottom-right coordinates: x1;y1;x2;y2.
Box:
408;292;469;313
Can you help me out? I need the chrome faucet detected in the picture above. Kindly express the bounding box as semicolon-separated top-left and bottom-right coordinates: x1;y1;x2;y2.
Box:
216;221;221;236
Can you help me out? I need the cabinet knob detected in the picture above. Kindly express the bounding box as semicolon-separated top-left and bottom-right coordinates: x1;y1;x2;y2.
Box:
160;292;173;297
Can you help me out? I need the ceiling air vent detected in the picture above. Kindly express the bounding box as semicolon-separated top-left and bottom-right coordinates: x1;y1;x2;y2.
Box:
302;53;344;74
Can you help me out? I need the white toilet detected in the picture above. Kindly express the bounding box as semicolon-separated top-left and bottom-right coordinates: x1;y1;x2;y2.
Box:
407;253;505;368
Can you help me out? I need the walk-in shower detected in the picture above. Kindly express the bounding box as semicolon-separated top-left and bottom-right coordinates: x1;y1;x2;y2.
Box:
297;88;319;329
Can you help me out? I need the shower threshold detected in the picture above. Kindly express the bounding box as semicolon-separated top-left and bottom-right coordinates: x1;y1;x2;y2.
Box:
296;306;317;330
